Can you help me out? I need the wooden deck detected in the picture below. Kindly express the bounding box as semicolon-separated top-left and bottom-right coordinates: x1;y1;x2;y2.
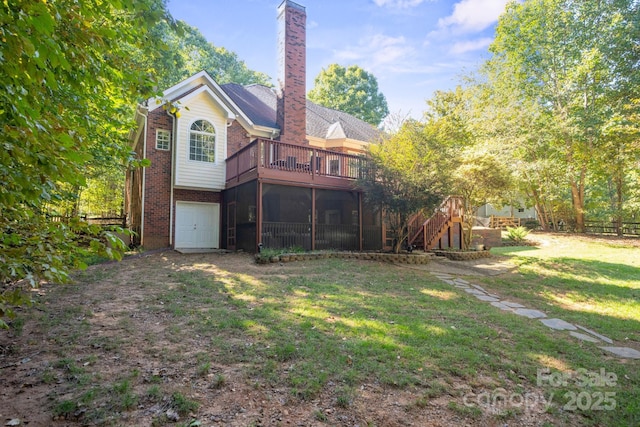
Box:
226;138;367;190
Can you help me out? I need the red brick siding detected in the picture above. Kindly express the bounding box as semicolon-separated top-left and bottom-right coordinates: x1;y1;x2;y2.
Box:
173;190;221;204
277;2;307;146
227;121;251;157
142;109;173;249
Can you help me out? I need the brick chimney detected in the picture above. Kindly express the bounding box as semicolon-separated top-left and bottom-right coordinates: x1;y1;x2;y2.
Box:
276;0;307;145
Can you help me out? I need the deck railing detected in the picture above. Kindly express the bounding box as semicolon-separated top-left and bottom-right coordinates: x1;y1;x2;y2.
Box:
261;222;361;251
261;222;311;250
226;138;369;183
315;224;359;250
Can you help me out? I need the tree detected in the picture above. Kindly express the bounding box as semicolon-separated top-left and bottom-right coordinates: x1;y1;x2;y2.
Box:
451;150;513;249
359;120;449;253
149;21;272;90
308;64;389;126
488;0;640;232
0;0;169;327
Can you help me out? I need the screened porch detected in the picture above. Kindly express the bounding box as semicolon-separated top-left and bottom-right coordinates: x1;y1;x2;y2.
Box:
223;182;382;252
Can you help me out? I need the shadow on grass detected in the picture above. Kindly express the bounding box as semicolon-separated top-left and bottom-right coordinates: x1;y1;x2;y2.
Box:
491;246;541;255
44;253;640;427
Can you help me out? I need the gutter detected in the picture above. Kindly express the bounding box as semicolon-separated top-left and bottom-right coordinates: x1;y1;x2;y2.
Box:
139;106;148;247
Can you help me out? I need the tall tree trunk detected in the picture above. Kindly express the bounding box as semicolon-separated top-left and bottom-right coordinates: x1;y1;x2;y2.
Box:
530;187;548;230
570;169;586;232
614;168;624;236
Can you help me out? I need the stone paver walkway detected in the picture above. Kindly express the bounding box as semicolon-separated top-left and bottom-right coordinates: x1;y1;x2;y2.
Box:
430;271;640;360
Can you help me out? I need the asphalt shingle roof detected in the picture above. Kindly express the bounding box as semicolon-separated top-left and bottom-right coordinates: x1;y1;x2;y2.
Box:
221;83;382;143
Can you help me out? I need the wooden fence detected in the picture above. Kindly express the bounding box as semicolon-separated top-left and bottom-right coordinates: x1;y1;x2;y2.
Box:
489;215;521;229
584;221;640;236
49;215;126;228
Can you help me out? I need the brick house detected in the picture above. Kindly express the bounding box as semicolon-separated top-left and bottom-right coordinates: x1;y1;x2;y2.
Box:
125;0;388;252
125;0;463;252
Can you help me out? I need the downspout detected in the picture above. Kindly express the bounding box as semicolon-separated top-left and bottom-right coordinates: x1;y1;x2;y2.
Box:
169;111;177;247
140;108;148;247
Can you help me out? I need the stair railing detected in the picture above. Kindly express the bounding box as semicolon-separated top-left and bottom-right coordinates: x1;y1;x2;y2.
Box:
408;196;464;249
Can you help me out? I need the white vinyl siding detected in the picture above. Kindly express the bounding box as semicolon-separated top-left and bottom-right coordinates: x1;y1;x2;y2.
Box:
174;91;228;190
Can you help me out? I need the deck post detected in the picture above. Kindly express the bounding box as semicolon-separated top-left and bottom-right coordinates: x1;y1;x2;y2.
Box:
257;181;263;252
311;188;316;251
358;192;363;251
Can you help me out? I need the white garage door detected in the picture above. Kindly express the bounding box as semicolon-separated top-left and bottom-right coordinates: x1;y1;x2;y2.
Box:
175;202;220;249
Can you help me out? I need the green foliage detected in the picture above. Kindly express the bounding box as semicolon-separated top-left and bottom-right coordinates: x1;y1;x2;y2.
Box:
149;21;272;89
505;226;530;244
360;86;512;251
308;64;389;126
484;0;640;231
0;0;166;324
452;149;513;249
171;392;199;415
79;168;125;217
358;119;447;252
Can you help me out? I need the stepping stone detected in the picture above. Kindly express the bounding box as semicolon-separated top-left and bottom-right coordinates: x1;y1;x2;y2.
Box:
453;278;469;285
501;301;525;309
576;325;613;344
513;308;547;319
463;288;486;296
454;284;470;289
600;347;640;359
570;332;601;343
433;273;453;279
474;295;500;302
540;318;577;331
441;279;456;285
487;294;501;299
471;284;488;293
491;301;515;311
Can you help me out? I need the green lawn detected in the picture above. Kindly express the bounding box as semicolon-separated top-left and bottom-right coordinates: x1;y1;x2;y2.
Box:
5;235;639;426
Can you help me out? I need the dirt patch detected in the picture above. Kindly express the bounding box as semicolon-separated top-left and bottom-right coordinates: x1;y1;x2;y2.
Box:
0;245;597;427
529;231;640;248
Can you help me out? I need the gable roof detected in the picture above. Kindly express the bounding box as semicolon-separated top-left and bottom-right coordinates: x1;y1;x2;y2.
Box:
220;83;382;143
222;83;277;129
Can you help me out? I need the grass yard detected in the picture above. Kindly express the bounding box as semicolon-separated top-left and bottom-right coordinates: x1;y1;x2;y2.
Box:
0;233;638;426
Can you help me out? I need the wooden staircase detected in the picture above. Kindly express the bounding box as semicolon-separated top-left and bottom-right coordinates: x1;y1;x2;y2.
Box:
408;196;464;251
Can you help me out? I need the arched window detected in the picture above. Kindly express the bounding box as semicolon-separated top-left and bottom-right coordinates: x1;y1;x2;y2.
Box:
189;120;216;162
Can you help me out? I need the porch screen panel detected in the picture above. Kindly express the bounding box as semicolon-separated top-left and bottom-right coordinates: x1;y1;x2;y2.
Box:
362;200;383;251
315;190;359;251
235;182;257;252
261;184;312;250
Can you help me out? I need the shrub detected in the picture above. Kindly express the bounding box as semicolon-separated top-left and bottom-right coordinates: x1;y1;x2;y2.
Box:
505;226;530;244
523;219;540;230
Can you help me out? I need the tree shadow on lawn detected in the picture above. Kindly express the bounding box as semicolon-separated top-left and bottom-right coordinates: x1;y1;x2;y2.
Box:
7;252;638;427
478;257;640;340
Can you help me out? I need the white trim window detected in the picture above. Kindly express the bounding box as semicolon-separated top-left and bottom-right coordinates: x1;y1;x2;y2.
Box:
156;129;171;150
189;119;216;163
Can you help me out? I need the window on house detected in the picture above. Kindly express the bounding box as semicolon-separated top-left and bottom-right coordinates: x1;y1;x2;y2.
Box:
328;159;340;176
518;208;525;213
189;120;216;162
156;129;170;150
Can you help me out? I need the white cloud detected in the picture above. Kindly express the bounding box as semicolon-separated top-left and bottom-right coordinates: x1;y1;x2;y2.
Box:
450;37;493;54
334;33;415;70
373;0;426;8
438;0;511;32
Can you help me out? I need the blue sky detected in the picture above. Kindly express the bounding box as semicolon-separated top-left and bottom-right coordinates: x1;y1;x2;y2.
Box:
167;0;512;120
